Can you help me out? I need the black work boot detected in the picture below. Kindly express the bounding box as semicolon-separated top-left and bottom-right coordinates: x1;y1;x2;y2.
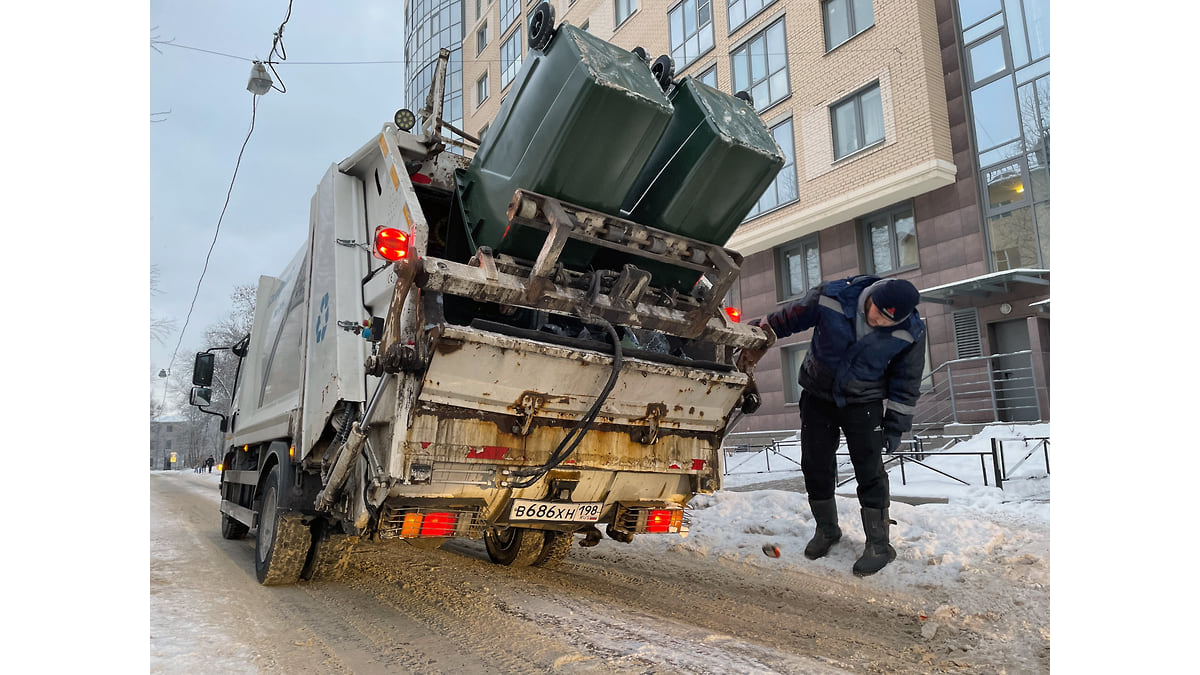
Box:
852;507;897;576
804;498;842;560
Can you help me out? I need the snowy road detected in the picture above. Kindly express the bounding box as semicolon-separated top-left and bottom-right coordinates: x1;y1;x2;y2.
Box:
151;470;1040;673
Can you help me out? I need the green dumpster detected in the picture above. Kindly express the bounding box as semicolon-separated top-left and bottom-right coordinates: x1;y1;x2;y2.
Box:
592;77;784;293
622;76;785;244
454;23;673;266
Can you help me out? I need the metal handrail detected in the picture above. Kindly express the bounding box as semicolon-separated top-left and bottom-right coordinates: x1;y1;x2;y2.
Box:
912;350;1043;439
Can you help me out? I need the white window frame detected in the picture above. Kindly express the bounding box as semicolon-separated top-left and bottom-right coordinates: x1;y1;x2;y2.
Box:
476;21;488;55
500;28;523;89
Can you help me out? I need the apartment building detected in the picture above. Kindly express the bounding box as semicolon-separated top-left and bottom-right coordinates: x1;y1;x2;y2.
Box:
458;0;1050;433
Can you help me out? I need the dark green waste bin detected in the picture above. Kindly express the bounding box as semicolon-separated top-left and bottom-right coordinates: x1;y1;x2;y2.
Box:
600;76;784;293
622;76;785;243
454;23;673;266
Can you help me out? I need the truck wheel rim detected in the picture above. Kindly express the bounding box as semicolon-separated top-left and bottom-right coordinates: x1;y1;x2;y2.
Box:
258;486;277;563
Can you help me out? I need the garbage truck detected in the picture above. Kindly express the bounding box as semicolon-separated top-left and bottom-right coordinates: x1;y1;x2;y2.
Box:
189;4;782;585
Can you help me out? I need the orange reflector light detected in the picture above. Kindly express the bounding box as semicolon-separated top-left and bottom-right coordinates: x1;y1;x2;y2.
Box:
646;510;673;533
420;512;457;537
400;513;423;538
724;306;741;323
374;227;410;261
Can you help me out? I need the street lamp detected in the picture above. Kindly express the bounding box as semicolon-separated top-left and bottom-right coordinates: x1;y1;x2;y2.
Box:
247;61;274;95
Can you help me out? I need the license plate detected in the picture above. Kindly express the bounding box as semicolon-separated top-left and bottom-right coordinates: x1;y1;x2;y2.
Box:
509;499;603;522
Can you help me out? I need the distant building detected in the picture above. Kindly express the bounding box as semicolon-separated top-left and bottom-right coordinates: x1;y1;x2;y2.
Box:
150;416;205;470
405;0;466;149
457;0;1050;432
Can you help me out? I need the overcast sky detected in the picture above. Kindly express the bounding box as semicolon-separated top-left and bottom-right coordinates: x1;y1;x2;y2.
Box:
149;0;408;394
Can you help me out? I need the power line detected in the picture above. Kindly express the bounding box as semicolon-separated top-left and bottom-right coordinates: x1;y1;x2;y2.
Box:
166;95;261;377
150;38;904;67
164;1;294;379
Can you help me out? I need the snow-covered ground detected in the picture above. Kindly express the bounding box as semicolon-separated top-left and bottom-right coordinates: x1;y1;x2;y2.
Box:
146;423;1053;670
621;423;1052;666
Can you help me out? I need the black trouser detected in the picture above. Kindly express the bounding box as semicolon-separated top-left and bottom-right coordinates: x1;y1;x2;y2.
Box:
799;391;889;509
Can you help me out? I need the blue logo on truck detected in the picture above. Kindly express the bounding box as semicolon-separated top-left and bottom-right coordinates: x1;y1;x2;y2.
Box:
315;292;330;343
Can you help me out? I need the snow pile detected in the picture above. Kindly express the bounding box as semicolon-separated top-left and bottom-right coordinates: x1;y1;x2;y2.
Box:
620;422;1051;664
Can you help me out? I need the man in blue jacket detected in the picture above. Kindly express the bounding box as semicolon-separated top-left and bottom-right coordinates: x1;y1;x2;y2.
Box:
755;276;925;576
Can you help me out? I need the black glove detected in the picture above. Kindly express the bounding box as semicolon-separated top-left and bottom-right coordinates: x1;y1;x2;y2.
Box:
884;433;902;454
740;383;761;414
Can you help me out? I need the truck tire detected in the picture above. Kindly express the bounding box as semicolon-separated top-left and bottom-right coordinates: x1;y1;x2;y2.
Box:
301;530;360;581
484;526;544;566
254;466;312;585
533;530;573;569
221;513;248;540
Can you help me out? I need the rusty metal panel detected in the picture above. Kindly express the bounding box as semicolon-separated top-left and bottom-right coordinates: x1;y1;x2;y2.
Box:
420;325;745;433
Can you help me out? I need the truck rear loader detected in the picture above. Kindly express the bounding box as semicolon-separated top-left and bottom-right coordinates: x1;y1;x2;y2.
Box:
189;5;779;584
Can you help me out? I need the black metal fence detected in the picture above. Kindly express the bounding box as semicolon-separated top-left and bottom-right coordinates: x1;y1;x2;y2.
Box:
725;435;1050;491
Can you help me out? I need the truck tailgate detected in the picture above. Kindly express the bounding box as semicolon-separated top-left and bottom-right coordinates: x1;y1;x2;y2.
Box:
420;324;746;434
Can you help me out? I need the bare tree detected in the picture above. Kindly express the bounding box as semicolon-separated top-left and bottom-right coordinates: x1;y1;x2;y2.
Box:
202;284;256;413
150;265;177;346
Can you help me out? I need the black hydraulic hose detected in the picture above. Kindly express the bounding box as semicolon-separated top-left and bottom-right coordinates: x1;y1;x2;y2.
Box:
506;315;623;488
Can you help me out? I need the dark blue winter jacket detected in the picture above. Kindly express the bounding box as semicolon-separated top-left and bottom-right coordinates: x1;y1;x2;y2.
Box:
762;275;926;435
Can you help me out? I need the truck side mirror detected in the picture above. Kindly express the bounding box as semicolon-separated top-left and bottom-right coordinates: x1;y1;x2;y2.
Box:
190;386;213;407
193;352;215;386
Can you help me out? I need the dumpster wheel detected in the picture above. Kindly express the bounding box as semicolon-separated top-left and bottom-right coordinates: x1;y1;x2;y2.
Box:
528;2;555;51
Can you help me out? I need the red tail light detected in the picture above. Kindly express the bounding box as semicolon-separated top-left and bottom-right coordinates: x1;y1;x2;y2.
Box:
724;306;741;323
375;227;410;261
645;510;673;533
409;172;432;185
420;512;457;537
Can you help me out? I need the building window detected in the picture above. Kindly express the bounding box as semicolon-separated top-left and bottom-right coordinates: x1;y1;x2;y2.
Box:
476;72;489;107
615;0;638;28
730;18;789;112
476;22;488;55
831;81;883;160
500;27;523;89
476;0;484;21
165;440;172;450
698;64;717;88
727;0;775;34
166;424;173;433
580;19;590;32
745;117;796;219
775;235;820;301
823;0;874;52
860;202;918;274
669;0;714;70
500;0;519;30
781;342;809;403
959;0;1049;272
478;123;489;140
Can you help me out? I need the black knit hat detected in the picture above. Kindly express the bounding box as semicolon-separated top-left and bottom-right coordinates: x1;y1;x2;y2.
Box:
871;279;920;322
